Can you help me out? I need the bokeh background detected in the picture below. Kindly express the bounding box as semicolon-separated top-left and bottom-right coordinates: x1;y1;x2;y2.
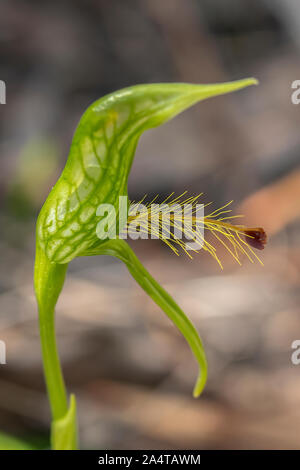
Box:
1;0;300;449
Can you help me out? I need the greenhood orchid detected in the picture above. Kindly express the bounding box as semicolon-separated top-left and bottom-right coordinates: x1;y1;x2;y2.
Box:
34;79;266;450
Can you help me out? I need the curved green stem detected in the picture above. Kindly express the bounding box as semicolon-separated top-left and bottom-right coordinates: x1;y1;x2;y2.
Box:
89;239;207;396
38;305;68;421
34;244;77;449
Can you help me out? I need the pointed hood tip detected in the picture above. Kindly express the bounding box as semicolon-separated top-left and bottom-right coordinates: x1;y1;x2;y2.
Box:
247;77;259;86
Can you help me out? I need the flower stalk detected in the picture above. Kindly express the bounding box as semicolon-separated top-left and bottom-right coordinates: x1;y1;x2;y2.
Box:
34;243;77;449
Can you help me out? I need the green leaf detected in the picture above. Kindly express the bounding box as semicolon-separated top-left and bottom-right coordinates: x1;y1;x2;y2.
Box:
36;79;257;264
51;394;77;450
0;432;37;450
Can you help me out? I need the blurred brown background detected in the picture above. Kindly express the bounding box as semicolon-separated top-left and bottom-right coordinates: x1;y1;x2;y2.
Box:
0;0;300;449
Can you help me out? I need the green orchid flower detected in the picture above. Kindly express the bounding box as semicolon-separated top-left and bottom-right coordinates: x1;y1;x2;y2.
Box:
34;79;262;450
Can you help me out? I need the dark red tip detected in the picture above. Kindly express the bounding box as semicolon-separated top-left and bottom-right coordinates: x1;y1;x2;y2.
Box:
244;227;267;250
